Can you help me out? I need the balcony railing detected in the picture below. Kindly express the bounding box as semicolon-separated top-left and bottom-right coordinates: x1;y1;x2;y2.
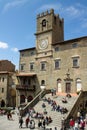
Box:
16;85;35;91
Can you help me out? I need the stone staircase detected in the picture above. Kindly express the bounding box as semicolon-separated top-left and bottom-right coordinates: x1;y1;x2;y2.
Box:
33;93;79;129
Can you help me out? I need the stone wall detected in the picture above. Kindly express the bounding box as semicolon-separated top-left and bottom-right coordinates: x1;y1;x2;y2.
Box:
0;60;15;72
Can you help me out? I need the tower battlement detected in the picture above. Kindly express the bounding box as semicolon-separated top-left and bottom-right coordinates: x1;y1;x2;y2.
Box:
37;9;54;18
37;9;63;23
35;8;64;43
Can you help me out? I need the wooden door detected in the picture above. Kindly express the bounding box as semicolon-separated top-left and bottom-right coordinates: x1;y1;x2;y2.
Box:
66;83;71;93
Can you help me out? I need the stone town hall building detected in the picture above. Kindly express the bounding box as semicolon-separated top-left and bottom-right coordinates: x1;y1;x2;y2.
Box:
16;9;87;106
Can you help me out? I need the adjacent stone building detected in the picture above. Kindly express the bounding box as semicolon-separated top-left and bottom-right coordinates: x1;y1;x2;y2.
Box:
0;60;15;72
0;60;16;107
16;9;87;106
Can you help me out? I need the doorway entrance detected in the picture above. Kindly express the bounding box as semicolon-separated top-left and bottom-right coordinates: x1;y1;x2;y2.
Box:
65;82;71;93
57;79;62;92
20;95;25;104
76;78;82;92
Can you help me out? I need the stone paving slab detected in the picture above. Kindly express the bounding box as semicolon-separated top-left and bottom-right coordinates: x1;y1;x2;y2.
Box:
0;111;87;130
0;113;58;130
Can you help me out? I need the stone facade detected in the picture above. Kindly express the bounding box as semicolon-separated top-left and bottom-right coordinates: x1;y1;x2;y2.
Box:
17;9;87;106
0;60;15;72
0;60;16;107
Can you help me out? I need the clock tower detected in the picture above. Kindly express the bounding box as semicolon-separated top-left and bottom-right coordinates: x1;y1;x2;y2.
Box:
35;9;64;57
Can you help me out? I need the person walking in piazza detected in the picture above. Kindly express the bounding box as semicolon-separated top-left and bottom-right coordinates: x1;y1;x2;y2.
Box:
19;116;23;128
42;119;46;129
61;117;65;130
74;120;79;130
77;111;81;122
25;116;30;128
79;119;85;130
29;119;35;129
69;118;75;130
38;119;42;128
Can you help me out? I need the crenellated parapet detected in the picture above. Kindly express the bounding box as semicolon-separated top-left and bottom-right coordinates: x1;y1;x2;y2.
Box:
37;9;54;18
37;9;63;23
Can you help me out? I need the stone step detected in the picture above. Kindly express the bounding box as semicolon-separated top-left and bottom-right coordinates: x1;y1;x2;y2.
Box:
32;93;78;128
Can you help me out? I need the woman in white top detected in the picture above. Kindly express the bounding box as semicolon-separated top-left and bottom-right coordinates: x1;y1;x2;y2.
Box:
74;121;79;130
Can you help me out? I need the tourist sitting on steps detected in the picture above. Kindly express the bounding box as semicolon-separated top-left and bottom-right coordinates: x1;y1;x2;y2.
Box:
66;93;72;98
62;97;67;103
48;116;52;123
42;102;46;108
43;108;47;114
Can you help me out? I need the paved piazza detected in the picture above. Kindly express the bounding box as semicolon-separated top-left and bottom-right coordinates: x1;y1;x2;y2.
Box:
0;113;24;130
0;112;53;130
0;113;40;130
0;113;87;130
0;105;87;130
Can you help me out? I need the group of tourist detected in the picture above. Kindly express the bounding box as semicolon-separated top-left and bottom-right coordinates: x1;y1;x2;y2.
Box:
29;106;53;125
28;108;44;119
69;110;87;130
18;103;53;129
38;116;52;129
19;115;35;129
43;97;68;114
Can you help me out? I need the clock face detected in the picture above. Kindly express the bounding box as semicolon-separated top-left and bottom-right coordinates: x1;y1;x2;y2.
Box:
39;39;48;49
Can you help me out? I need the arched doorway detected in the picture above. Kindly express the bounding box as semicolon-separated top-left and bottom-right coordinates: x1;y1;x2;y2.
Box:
76;78;82;92
57;78;62;92
20;95;25;104
28;95;33;102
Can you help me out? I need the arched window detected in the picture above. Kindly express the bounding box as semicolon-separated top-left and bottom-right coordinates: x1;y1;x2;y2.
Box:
76;78;82;92
57;78;61;82
42;19;46;27
41;80;45;86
